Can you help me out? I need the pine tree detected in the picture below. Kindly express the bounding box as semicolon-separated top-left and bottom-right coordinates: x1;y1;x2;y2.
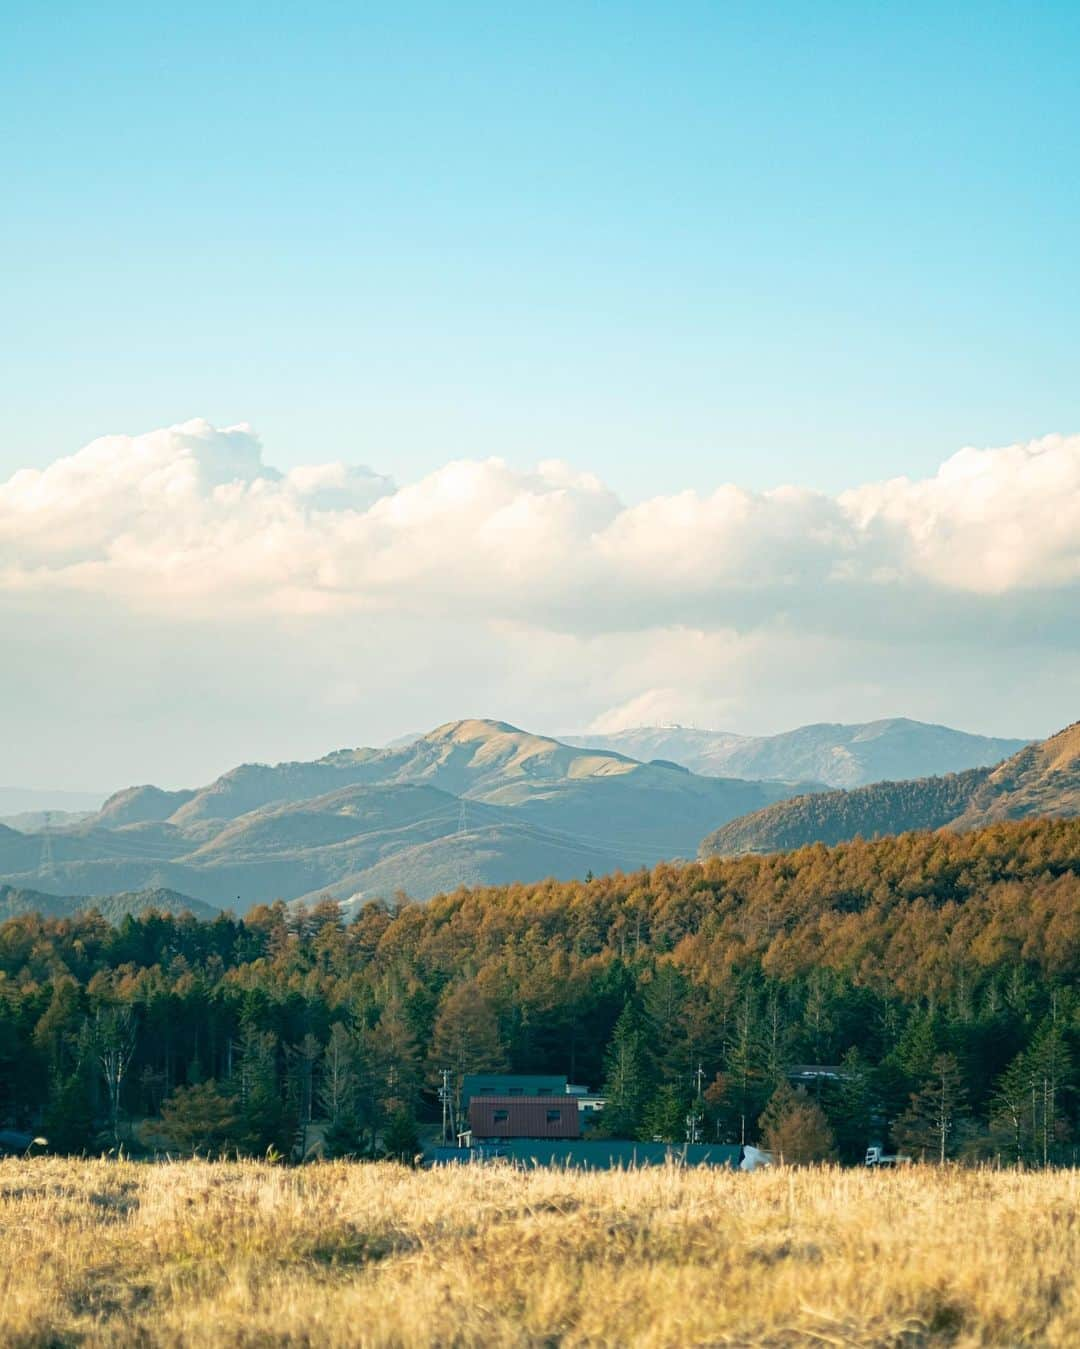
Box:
641;1083;690;1143
642;963;690;1083
236;1025;287;1156
155;1080;240;1155
1026;1021;1072;1166
991;1049;1032;1164
381;1107;421;1165
598;1004;650;1138
824;1047;874;1164
724;983;768;1145
42;1068;96;1154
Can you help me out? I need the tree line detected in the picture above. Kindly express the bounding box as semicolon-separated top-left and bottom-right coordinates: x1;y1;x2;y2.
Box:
1;816;1079;1164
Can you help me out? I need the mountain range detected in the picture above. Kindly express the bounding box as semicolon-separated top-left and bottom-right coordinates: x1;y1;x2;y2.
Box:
702;720;1080;856
0;720;818;910
2;715;1060;914
562;718;1028;788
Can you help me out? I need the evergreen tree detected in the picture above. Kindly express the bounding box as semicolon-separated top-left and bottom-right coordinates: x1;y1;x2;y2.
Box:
824;1047;874;1164
1026;1021;1072;1167
642;962;690;1083
154;1081;240;1155
724;984;768;1145
42;1068;96;1154
381;1107;421;1165
236;1025;288;1156
598;1004;650;1138
990;1049;1033;1164
641;1083;690;1143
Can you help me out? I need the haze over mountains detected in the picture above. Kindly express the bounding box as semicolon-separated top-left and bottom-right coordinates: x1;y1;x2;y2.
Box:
703;721;1080;856
0;720;816;910
563;719;1027;789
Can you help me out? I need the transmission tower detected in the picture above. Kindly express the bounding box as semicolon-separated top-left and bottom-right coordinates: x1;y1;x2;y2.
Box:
39;821;55;877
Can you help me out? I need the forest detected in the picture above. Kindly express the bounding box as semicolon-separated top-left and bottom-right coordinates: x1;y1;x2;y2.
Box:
2;816;1079;1165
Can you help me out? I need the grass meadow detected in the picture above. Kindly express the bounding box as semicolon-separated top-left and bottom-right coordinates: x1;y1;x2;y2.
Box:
1;1157;1078;1346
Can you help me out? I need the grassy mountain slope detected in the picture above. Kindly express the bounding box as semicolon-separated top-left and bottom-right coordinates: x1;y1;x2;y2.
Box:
96;786;197;826
2;720;821;909
702;721;1080;856
954;721;1080;828
308;820;630;910
566;718;1028;788
163;720;652;826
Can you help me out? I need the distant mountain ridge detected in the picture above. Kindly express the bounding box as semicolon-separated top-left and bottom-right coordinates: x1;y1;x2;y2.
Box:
563;718;1028;788
702;721;1080;856
0;720;818;908
0;884;218;923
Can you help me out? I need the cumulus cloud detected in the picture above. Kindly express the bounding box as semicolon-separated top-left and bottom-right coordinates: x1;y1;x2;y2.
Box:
3;420;1079;631
1;419;1077;786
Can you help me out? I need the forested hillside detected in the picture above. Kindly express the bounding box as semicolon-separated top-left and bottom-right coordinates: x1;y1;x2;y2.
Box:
3;816;1079;1164
704;720;1080;856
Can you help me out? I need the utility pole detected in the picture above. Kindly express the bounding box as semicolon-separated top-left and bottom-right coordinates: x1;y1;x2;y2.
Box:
439;1067;457;1144
686;1062;705;1144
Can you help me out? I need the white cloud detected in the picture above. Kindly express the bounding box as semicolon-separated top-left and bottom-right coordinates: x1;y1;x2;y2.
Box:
1;419;1077;786
4;420;1080;626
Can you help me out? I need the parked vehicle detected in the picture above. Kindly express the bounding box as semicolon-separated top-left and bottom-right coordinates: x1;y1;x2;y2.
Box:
865;1145;911;1167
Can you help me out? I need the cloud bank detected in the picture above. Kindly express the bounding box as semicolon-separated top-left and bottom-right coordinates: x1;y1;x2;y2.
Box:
4;419;1079;618
2;419;1076;786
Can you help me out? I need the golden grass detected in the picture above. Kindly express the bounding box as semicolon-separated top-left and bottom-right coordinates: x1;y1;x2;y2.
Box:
1;1158;1079;1346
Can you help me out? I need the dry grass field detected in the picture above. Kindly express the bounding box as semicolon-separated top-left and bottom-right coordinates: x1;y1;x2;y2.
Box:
1;1158;1079;1347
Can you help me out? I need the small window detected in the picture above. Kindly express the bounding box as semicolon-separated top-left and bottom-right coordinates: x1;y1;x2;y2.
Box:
478;1087;494;1095
508;1087;523;1096
537;1087;552;1095
493;1110;509;1123
546;1110;561;1123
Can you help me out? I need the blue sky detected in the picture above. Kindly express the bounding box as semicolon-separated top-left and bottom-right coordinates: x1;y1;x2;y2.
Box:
4;1;1079;500
2;3;1080;790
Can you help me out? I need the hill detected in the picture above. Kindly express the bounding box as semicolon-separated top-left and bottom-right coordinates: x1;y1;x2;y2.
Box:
701;720;1080;855
0;721;818;906
0;883;218;923
564;718;1028;788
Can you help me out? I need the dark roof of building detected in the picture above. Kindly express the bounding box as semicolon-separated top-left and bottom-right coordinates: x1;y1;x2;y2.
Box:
462;1074;568;1106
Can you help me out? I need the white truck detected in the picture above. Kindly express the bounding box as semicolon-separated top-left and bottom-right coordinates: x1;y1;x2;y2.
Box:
865;1144;911;1167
